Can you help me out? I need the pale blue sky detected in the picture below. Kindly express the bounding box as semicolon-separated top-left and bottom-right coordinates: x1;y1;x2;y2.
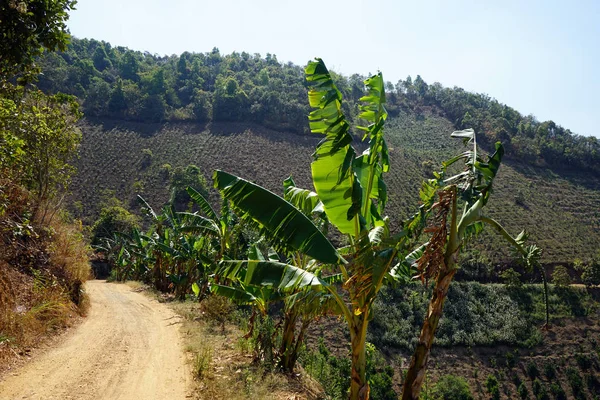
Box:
67;0;599;138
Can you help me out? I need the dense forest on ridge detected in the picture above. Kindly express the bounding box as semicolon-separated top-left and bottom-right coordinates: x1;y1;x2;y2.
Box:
38;38;600;174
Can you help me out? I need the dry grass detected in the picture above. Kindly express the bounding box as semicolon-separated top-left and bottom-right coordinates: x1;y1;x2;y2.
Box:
0;187;92;372
170;301;325;400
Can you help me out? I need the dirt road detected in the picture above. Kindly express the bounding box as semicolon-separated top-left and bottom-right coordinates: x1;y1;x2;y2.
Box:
0;280;190;400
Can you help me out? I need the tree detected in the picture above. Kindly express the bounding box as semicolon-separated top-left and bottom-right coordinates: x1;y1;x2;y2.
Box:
0;0;77;79
0;87;82;219
92;45;112;72
91;204;139;246
213;59;429;400
552;265;571;287
169;165;208;211
401;130;544;399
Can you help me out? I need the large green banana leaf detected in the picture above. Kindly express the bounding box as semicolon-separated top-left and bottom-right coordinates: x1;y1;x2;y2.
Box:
306;58;361;235
219;260;324;292
213;170;340;264
186;187;218;221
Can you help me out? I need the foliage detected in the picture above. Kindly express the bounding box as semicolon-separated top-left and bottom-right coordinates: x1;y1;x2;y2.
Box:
517;382;528;399
552;265;571;287
500;268;523;288
36;37;600;176
90;204;139;246
300;339;396;400
169;164;208;211
526;360;539;379
566;367;585;400
429;375;474;400
549;382;567;400
579;257;600;287
0;84;82;215
485;374;500;400
0;0;76;79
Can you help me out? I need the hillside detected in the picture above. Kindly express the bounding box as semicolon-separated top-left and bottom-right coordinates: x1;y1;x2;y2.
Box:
71;109;600;267
34;38;600;268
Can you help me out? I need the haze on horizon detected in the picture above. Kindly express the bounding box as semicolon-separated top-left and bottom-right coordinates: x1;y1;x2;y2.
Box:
67;0;600;139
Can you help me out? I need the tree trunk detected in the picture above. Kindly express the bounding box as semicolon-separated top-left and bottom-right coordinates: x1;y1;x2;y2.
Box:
279;310;298;373
401;268;456;399
349;313;369;400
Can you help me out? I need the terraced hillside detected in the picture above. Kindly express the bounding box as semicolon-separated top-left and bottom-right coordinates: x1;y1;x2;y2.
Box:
72;109;600;267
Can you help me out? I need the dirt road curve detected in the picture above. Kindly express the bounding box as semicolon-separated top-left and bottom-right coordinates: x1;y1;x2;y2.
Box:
0;280;190;400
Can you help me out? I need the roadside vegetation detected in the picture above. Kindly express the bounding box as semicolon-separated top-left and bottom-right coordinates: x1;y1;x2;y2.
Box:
0;0;91;371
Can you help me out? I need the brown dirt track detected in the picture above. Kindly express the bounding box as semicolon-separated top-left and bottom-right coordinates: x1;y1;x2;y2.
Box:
0;280;189;400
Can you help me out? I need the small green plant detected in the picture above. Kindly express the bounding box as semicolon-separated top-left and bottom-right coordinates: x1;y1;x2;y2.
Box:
485;374;500;400
430;375;474;400
550;382;567;400
518;382;529;399
566;367;585;400
532;378;549;400
552;265;571;287
526;360;540;379
193;345;212;379
574;353;592;370
543;362;556;379
500;268;523;288
505;351;517;369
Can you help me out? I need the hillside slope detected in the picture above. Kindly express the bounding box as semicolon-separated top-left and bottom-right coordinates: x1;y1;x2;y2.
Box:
71;109;600;266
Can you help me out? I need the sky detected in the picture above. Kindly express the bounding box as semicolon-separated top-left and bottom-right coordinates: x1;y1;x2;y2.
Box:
67;0;600;138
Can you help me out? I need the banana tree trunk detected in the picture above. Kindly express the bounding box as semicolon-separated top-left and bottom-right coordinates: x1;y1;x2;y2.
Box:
402;188;458;400
279;309;299;373
349;312;370;400
401;268;456;399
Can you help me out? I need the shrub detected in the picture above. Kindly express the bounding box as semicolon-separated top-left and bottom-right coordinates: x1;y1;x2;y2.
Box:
566;367;585;399
430;374;474;400
518;382;529;399
552;266;571;287
485;374;500;400
505;351;518;369
526;360;540;379
550;382;567;400
543;362;556;379
532;378;549;400
574;353;592;370
199;294;234;333
501;268;523;288
580;258;600;287
300;338;350;400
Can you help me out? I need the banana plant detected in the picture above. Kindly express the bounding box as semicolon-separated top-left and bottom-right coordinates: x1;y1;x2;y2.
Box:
401;129;544;399
215;180;339;373
213;59;431;400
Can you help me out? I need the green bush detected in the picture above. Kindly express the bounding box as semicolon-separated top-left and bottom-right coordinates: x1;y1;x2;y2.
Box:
566;367;585;400
485;374;500;400
300;338;350;400
505;351;518;369
580;258;600;287
552;265;571;287
532;378;549;400
430;375;474;400
543;362;556;379
518;382;529;399
526;360;539;379
574;353;592;370
549;382;567;400
300;340;397;400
